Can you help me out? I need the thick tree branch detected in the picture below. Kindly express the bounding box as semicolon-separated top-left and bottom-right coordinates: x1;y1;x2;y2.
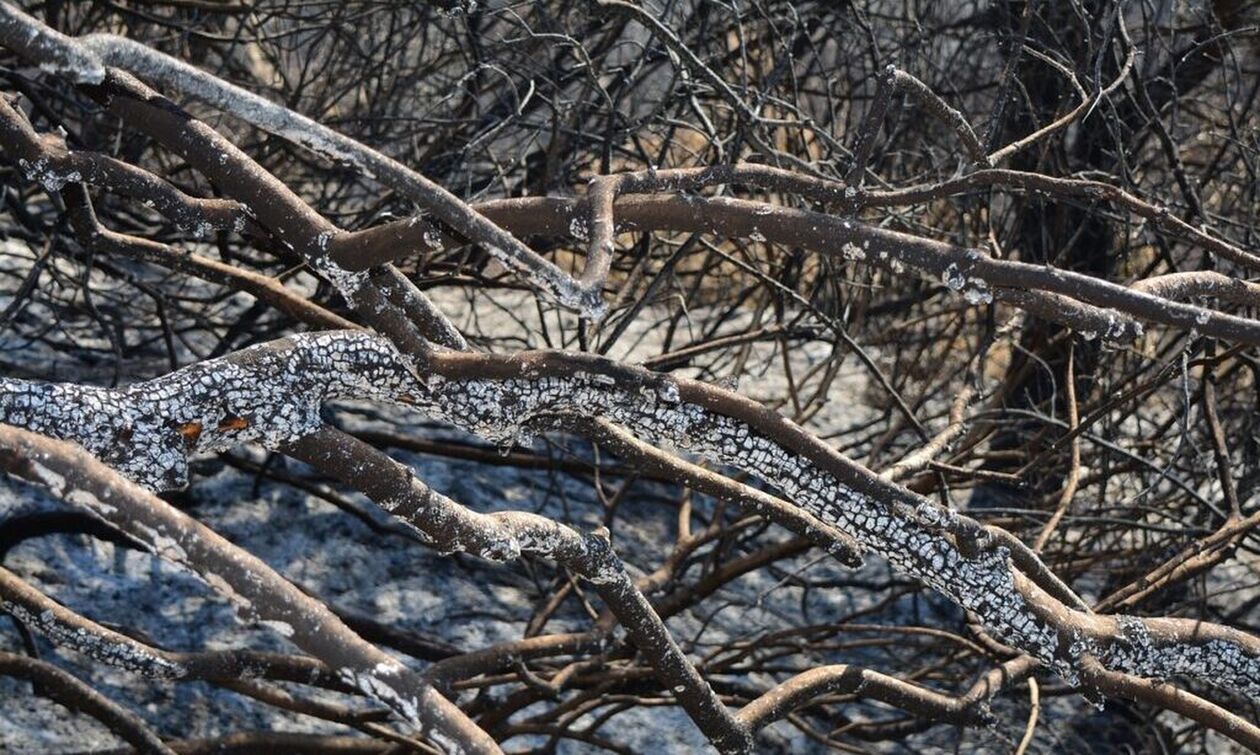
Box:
2;331;1256;711
0;424;501;754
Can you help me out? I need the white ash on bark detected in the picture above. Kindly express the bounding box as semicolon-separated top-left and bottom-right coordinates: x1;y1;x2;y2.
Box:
3;330;1258;704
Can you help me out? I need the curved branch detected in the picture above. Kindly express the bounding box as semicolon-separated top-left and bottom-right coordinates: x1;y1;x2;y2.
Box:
734;655;1036;734
338;194;1260;344
0;650;174;754
986;15;1137;165
3;331;1257;710
0;565;340;686
844;66;988;179
0;569;423;747
0;424;501;754
0;95;250;235
282;426;755;754
1078;657;1260;752
58;185;355;331
0;3;602;318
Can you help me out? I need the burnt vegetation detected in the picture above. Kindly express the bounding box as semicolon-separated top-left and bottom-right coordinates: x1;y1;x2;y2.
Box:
0;0;1258;753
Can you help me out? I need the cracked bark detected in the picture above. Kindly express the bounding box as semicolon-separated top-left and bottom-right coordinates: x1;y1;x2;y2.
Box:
2;331;1257;716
